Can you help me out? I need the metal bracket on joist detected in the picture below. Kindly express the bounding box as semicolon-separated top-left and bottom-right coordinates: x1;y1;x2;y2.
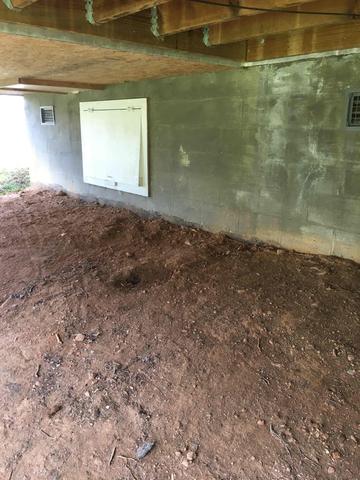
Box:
85;0;97;25
151;6;163;41
203;26;211;47
203;0;238;46
2;0;21;11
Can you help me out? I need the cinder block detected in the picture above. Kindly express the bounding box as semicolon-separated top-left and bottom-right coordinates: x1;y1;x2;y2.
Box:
333;230;360;262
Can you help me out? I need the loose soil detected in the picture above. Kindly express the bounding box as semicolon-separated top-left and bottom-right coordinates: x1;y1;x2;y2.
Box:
0;189;359;480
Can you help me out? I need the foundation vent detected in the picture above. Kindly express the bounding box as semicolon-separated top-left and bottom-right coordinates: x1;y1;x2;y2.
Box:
347;93;360;127
40;106;55;125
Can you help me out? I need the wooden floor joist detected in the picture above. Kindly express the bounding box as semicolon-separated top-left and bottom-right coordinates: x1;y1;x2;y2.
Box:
246;21;360;61
157;0;318;35
88;0;171;24
206;0;359;46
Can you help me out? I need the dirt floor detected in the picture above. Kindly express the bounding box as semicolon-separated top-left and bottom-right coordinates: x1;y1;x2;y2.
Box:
0;189;359;480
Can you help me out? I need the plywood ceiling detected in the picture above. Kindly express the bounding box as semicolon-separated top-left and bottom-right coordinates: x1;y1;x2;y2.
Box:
0;32;229;88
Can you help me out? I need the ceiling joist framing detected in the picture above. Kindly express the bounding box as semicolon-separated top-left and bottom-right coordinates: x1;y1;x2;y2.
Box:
0;0;359;92
0;0;244;62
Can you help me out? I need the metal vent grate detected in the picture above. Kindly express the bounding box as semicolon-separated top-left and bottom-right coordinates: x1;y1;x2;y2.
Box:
348;94;360;127
40;106;55;125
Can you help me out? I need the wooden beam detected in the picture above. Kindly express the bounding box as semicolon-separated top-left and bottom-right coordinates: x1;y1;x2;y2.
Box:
158;0;317;35
0;77;103;93
18;78;106;90
246;21;360;61
3;0;39;9
207;0;359;45
89;0;171;24
0;88;41;94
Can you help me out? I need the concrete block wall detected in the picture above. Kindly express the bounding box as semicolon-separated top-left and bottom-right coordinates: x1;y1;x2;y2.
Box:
25;54;360;262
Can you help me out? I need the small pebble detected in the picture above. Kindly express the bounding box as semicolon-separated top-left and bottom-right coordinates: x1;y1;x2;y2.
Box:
136;441;155;460
186;451;196;462
74;333;85;342
331;451;341;461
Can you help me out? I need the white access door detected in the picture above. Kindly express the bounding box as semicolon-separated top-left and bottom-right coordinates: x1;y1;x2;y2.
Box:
79;98;148;197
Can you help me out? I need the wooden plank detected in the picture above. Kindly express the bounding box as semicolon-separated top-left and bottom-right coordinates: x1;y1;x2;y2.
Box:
12;0;39;7
0;88;41;94
246;21;360;61
91;0;171;24
158;0;317;35
18;78;106;90
208;0;359;45
4;0;39;9
0;0;244;61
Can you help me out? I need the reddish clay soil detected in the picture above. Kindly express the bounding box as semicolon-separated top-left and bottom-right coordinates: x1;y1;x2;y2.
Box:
0;189;359;480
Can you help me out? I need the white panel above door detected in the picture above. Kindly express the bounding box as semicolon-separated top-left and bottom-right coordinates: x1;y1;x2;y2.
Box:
79;98;148;197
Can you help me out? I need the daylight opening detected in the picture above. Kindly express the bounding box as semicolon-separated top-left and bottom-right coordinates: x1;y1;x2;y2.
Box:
0;95;34;195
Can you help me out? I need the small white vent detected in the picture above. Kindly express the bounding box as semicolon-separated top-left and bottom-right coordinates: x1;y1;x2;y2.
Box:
40;106;55;125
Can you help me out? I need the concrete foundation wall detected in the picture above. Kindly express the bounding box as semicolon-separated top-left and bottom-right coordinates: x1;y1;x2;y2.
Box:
25;55;360;262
